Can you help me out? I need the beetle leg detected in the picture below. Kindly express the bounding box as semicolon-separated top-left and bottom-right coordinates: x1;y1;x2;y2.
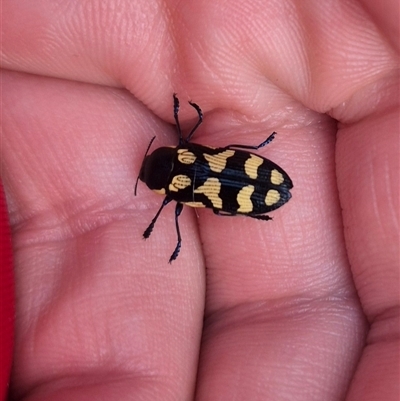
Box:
169;202;184;263
213;209;236;217
186;101;203;143
173;94;203;144
173;93;184;145
214;209;272;221
143;196;172;239
248;214;272;221
226;132;276;150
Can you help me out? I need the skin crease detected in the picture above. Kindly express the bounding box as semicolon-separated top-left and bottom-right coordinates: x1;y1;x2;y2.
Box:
1;0;399;400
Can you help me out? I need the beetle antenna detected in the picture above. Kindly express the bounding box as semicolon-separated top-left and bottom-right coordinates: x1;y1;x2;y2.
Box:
134;136;156;196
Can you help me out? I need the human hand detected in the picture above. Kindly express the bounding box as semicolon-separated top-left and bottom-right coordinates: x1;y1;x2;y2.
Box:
2;0;398;400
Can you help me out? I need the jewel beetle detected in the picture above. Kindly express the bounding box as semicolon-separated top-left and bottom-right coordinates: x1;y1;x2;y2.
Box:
135;94;293;262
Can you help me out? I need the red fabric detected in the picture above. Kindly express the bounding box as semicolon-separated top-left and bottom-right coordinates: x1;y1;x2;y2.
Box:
0;184;14;401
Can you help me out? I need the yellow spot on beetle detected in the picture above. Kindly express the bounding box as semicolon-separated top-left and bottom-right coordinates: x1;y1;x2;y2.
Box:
153;188;166;195
177;149;197;164
204;150;235;173
271;169;284;185
185;201;206;208
265;189;280;206
194;178;222;209
244;154;264;179
237;185;254;213
169;175;191;192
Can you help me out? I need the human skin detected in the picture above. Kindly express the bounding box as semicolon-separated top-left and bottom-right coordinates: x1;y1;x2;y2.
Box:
1;0;399;400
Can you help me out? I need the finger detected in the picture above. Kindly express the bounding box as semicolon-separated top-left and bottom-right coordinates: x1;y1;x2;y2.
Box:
2;71;205;400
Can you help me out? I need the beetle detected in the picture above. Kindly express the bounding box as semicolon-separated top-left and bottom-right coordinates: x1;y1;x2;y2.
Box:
135;94;293;262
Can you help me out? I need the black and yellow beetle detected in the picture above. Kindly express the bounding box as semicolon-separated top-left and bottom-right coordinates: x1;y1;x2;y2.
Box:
135;94;293;262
